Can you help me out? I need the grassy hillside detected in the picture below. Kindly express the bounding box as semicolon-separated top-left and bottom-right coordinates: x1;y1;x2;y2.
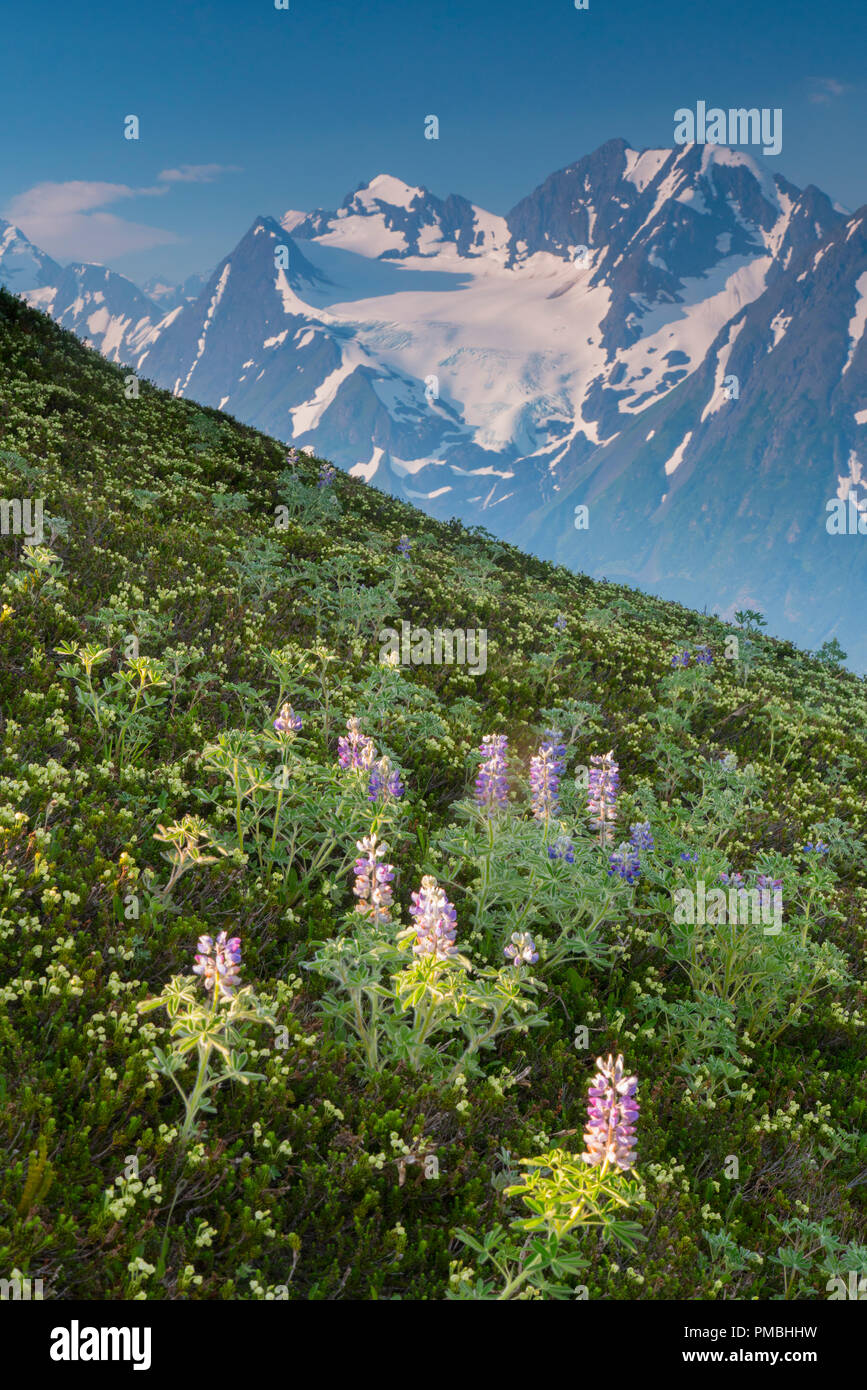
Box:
0;283;864;1301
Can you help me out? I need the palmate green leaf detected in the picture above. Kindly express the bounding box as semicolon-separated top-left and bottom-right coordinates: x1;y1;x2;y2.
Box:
451;1227;492;1257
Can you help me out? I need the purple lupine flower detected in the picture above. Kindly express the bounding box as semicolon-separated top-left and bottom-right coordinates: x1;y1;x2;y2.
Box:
582;1053;639;1172
629;821;654;852
504;931;539;968
338;717;377;771
409;876;458;961
719;871;745;887
353;833;395;926
695;645;713;665
475;734;509;814
756;874;783;910
368;754;404;803
397;535;412;557
541;729;567;766
548;834;575;863
529;746;561;821
285;447;300;467
680;852;699;863
671;651;690;668
587;750;619;844
802;842;829;855
554;614;568;633
317;462;337;488
193;932;242;1002
273;702;302;734
608;842;641;884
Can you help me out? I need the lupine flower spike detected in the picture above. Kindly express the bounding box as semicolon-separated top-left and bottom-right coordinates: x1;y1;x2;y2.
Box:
273;702;302;734
608;843;641;884
504;931;539;968
530;748;558;821
587;750;619;845
582;1053;639;1172
548;834;575;863
756;874;783;911
368;755;404;803
530;730;566;821
193;932;242;1002
475;734;509;814
397;535;411;557
629;821;654;852
318;462;336;488
353;834;395;926
409;876;458;961
338;717;376;771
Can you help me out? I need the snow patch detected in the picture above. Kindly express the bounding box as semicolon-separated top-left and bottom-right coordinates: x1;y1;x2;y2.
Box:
623;148;669;193
178;263;231;394
843;272;867;374
768;310;792;350
349;445;384;482
663;430;693;476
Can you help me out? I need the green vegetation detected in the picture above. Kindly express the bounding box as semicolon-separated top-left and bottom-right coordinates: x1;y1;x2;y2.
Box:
0;286;864;1301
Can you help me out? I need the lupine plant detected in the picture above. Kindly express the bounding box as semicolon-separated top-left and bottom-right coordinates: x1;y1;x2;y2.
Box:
56;640;169;771
431;742;642;973
195;713;396;901
309;857;547;1080
449;1055;645;1298
137;934;276;1143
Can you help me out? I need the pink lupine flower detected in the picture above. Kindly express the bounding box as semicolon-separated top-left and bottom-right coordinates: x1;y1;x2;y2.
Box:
338;717;376;771
353;833;395;926
587;750;619;844
193;932;242;1002
581;1053;639;1172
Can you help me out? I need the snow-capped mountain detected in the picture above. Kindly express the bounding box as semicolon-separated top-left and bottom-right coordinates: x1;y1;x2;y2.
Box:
514;199;867;654
0;218;63;293
0;218;160;362
5;140;867;661
287;172;509;262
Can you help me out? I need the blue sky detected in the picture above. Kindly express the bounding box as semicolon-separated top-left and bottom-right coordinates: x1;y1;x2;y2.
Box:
3;0;866;284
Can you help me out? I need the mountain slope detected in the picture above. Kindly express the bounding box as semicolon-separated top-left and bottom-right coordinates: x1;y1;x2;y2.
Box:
0;282;865;1305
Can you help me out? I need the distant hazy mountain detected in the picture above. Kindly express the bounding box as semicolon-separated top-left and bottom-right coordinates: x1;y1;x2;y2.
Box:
0;219;160;362
143;270;213;315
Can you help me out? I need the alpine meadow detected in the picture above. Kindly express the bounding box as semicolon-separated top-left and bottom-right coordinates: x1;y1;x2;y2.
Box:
0;283;864;1307
1;0;866;1345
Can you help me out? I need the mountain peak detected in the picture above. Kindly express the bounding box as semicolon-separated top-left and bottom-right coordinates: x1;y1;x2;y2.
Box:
350;174;427;209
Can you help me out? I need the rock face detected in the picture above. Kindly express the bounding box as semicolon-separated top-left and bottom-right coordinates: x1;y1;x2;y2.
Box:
4;140;866;662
